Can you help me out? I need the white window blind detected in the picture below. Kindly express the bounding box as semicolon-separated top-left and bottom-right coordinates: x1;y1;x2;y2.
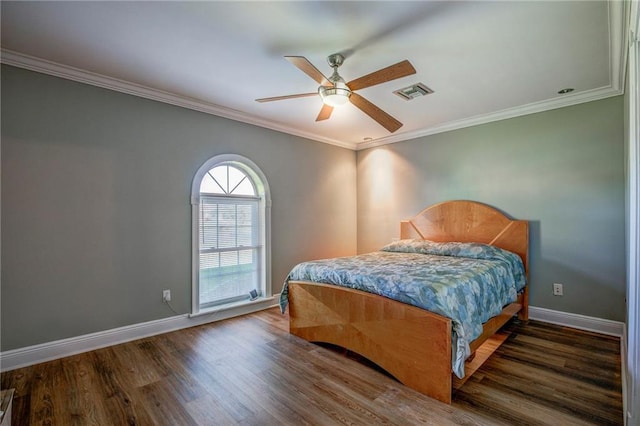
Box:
199;195;261;307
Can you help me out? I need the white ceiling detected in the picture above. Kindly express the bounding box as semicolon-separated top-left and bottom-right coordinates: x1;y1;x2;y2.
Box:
0;1;627;150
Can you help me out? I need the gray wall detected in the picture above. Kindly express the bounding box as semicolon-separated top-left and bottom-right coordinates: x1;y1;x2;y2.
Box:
1;64;626;352
358;97;626;321
1;65;357;350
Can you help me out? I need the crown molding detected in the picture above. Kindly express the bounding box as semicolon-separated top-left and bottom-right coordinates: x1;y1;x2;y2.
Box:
0;0;625;153
610;0;628;91
0;49;358;151
356;84;623;151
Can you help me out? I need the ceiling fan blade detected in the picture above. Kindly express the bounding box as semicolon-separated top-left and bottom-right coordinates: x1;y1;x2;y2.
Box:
255;92;317;103
315;104;333;121
285;56;331;85
349;93;403;133
347;60;416;91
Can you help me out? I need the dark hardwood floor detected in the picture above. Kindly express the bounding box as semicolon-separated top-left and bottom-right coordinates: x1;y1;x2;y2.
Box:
1;307;623;425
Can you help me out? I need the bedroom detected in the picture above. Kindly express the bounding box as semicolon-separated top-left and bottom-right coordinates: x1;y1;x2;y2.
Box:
1;1;638;425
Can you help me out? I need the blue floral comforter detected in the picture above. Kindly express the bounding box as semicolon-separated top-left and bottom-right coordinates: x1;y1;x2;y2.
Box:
279;239;526;378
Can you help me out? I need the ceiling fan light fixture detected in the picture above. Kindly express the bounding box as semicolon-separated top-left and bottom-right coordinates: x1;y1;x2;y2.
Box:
318;82;351;107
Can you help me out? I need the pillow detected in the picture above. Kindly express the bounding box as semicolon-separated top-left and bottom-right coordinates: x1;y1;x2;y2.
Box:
380;238;443;254
381;238;509;260
381;239;525;288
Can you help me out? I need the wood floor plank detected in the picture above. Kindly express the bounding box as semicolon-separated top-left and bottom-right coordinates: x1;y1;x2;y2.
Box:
171;350;255;422
110;340;163;389
250;347;370;424
89;348;157;424
1;309;623;425
59;354;110;425
136;379;199;426
29;360;67;425
183;394;240;425
476;370;622;425
455;379;592;426
374;384;500;426
511;333;620;366
214;354;320;425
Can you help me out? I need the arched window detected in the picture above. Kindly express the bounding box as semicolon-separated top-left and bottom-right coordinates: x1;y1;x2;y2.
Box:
191;155;271;314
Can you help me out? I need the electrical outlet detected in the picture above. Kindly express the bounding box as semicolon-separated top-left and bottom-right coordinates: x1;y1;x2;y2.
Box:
553;283;563;296
162;289;171;302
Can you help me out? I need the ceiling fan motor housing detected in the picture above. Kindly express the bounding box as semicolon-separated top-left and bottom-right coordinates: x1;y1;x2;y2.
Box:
327;53;345;68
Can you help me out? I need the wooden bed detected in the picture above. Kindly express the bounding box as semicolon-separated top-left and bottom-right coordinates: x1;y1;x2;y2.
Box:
287;200;529;404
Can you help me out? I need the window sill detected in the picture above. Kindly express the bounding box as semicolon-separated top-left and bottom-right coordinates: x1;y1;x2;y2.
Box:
188;295;278;319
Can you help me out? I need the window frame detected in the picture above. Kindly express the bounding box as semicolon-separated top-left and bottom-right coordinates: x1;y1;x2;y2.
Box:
190;154;271;315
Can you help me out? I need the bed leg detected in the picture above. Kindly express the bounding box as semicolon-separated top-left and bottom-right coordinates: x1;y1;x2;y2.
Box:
518;286;529;322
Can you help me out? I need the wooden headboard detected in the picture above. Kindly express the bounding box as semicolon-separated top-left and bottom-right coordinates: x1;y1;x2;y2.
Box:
400;200;529;274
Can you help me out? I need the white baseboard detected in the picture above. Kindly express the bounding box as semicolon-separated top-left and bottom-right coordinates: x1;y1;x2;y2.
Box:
0;302;623;372
529;306;625;337
0;296;279;372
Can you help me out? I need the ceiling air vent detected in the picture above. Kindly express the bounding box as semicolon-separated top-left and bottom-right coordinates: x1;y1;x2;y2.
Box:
393;83;434;101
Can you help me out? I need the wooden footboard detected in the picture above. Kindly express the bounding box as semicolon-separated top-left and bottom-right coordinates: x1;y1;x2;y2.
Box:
289;280;526;404
287;200;529;404
288;281;454;403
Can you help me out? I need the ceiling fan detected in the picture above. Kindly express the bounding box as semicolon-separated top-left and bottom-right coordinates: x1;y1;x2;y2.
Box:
255;54;416;133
